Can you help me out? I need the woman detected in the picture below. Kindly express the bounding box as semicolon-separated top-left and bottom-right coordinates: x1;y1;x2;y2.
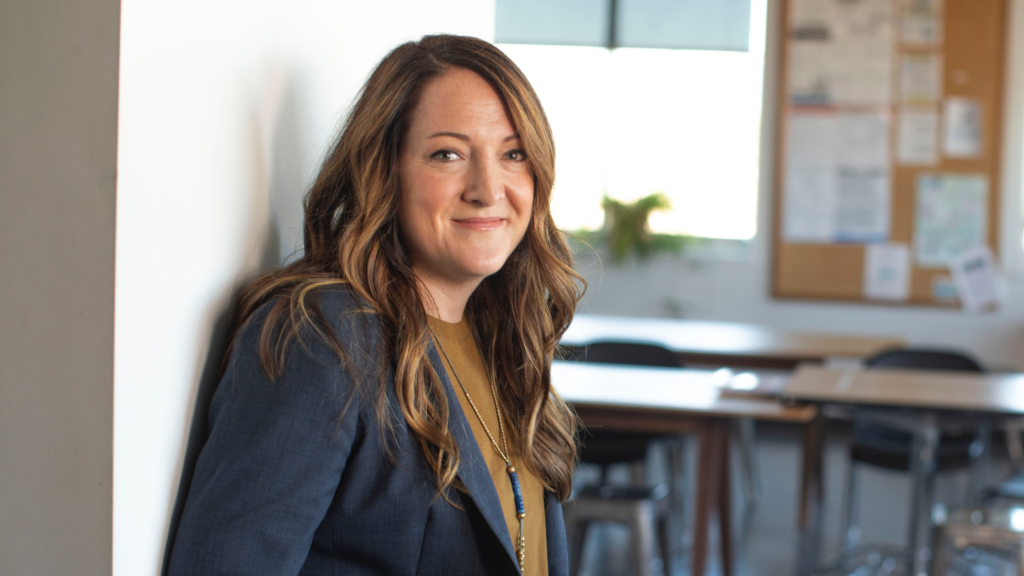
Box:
167;34;584;576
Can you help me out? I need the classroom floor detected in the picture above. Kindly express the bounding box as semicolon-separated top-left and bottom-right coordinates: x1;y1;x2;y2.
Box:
571;421;1008;576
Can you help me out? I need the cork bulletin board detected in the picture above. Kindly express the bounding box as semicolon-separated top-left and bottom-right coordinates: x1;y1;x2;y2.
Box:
771;0;1008;305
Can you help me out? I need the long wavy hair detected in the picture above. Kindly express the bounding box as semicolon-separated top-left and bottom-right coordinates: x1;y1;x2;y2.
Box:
228;34;584;501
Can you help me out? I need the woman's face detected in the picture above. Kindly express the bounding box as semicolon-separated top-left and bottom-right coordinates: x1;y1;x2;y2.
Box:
397;68;534;292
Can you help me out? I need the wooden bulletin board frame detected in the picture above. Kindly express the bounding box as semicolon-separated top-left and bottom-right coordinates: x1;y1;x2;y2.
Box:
771;0;1008;305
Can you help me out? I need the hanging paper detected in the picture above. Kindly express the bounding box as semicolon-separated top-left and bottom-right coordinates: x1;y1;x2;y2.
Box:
783;110;890;243
863;243;911;301
902;0;943;46
783;111;838;241
833;111;891;242
931;275;958;302
789;0;894;106
897;107;939;165
949;245;1001;312
901;53;942;105
943;97;983;158
914;174;987;267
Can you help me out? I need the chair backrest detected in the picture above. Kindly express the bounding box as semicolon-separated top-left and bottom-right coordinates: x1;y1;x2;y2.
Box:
575;341;682;468
865;348;984;373
580;341;683;368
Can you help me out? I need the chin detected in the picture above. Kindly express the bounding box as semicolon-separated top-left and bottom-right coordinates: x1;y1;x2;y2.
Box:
460;254;513;279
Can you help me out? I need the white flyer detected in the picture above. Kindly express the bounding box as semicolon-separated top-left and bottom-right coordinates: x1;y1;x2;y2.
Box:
833;112;890;242
783;111;838;241
863;243;911;301
783;110;891;243
914;174;987;267
789;0;894;106
932;275;959;302
901;52;942;105
834;165;890;242
897;107;939;165
949;245;1001;312
943;97;983;158
902;0;943;45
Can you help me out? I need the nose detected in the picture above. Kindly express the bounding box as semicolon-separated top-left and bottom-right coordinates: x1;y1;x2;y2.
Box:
463;154;505;207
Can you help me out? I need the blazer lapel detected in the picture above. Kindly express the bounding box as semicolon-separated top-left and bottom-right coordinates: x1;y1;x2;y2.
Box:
426;341;520;573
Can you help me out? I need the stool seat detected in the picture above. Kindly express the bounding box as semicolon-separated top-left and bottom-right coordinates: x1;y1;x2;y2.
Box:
980;469;1024;505
930;506;1024;575
563;484;672;576
577;483;670;501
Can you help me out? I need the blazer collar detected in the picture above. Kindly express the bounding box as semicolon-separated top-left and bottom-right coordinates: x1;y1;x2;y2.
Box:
426;340;520;573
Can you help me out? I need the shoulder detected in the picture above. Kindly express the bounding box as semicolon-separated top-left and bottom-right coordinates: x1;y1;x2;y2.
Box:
173;293;377;575
224;283;389;404
238;283;384;360
311;284;385;346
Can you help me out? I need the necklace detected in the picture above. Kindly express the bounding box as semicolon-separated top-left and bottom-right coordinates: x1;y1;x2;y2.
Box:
428;325;526;573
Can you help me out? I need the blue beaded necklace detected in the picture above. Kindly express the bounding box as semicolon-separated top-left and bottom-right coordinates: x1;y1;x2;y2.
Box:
430;327;526;573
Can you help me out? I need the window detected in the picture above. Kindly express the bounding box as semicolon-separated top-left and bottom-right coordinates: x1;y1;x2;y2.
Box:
496;0;767;241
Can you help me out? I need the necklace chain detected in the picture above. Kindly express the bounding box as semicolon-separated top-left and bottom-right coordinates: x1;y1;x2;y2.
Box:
428;324;526;574
428;325;511;465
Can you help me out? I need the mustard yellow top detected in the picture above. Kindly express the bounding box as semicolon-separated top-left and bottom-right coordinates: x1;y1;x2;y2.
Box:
428;315;548;576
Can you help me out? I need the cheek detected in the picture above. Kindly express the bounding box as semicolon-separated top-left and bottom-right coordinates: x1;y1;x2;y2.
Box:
397;182;432;256
407;170;458;218
397;169;461;260
399;168;434;221
512;179;535;233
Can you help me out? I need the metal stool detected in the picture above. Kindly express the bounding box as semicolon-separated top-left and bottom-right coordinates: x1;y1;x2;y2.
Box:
930;507;1024;575
563;484;673;576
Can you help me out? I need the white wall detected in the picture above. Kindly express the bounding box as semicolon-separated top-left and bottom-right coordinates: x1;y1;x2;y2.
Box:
113;1;496;574
6;1;1019;574
576;0;1024;372
0;1;120;575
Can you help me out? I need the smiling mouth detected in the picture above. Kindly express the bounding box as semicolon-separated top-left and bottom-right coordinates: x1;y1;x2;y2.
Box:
453;217;506;231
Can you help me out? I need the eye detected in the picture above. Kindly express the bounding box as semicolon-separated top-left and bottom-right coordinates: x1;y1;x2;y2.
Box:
505;149;527;162
430;149;460;162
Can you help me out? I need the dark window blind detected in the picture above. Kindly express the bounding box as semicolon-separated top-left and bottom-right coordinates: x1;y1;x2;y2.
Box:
496;0;751;51
495;0;611;47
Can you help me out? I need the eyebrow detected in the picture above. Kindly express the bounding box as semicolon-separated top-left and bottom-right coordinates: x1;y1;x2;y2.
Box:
427;131;520;142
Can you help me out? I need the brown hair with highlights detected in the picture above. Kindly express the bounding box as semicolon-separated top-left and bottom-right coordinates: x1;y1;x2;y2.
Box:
229;34;584;501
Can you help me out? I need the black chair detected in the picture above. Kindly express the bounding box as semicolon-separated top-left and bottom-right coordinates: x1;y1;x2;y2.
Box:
979;469;1024;506
566;341;682;576
583;341;682;368
842;348;986;550
866;349;984;372
577;342;682;480
977;419;1024;507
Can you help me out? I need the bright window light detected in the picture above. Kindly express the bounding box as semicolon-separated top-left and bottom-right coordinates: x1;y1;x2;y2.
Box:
499;0;767;240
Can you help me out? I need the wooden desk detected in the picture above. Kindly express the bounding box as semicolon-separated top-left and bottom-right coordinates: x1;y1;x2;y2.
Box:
553;361;819;576
561;314;904;369
783;365;1024;414
782;366;1024;576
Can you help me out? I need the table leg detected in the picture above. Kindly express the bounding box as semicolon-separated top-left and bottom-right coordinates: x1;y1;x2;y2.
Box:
908;417;939;576
667;436;688;559
716;421;733;576
692;422;713;576
734;417;759;509
796;413;825;576
970;421;993;497
798;413;824;528
692;420;724;576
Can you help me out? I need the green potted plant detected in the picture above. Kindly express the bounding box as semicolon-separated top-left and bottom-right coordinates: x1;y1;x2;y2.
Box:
575;192;687;264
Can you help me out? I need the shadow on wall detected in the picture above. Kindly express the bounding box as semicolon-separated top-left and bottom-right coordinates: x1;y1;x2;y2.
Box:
264;64;315;265
160;64;315;575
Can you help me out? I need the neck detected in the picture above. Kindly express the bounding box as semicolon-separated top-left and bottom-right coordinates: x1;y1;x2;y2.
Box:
415;269;482;323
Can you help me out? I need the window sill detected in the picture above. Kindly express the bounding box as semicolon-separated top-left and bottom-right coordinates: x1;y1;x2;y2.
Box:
678;237;753;261
565;232;753;263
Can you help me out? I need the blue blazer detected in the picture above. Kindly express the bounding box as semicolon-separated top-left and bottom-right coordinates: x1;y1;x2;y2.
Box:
167;288;569;575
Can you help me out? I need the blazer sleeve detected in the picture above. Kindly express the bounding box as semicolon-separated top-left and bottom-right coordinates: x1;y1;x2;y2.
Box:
167;307;366;576
546;491;570;576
